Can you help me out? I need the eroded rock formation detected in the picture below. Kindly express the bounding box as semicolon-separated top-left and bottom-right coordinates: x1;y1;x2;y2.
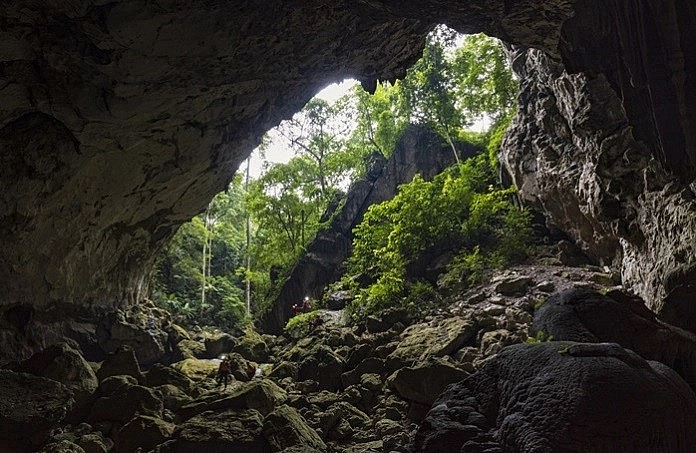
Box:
1;0;695;357
501;2;696;324
414;342;696;452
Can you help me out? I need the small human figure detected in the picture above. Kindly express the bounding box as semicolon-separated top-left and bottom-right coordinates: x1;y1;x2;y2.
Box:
216;356;231;390
291;296;312;315
246;360;256;380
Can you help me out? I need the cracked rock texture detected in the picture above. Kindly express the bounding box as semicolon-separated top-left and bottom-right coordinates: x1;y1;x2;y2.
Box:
499;1;696;326
1;0;695;357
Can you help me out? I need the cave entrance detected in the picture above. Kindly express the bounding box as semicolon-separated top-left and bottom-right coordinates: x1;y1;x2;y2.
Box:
150;26;518;333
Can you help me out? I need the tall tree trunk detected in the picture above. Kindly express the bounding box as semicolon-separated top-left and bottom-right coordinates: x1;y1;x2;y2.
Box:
443;128;460;164
245;158;252;315
200;209;209;315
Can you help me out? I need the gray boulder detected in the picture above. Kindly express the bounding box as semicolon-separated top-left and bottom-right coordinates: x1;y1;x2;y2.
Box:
387;357;468;406
413;342;696;452
17;342;98;418
116;415;176;453
173;408;269;453
263;405;326;452
145;363;194;394
89;379;163;423
96;345;143;383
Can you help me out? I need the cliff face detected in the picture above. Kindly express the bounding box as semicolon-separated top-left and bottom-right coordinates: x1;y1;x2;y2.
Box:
502;1;696;330
1;0;695;353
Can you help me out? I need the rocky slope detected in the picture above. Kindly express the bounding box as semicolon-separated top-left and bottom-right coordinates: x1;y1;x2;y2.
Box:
4;248;695;452
2;0;695;360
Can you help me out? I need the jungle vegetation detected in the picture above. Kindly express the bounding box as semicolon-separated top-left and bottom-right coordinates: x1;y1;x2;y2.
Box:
149;29;527;330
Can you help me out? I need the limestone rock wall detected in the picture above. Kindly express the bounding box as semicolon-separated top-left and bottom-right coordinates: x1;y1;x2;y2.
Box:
501;44;696;326
0;1;430;313
1;0;696;352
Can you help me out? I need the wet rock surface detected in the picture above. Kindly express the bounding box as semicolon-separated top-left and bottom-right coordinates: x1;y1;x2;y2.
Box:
3;257;696;452
533;287;696;389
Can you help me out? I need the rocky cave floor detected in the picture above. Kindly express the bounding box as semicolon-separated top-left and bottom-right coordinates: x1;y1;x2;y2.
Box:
5;245;696;452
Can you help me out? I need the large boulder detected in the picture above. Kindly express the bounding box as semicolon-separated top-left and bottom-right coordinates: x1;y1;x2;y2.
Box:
262;405;326;452
170;358;218;381
116;415;176;453
177;379;287;421
233;330;270;363
173;409;269;453
37;440;86;453
297;345;346;391
0;370;74;441
96;345;143;383
99;317;167;366
174;339;207;360
89;378;163;423
145;363;194;394
413;342;696;452
533;287;696;387
16;342;98;416
387;317;477;369
387;357;468;406
204;333;237;358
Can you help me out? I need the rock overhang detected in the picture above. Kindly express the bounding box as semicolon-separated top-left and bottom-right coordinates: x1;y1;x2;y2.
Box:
0;0;694;345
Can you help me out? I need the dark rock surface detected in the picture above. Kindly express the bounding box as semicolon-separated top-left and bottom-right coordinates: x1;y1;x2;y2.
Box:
0;369;75;442
2;0;694;357
413;342;696;452
260;125;465;333
533;287;696;388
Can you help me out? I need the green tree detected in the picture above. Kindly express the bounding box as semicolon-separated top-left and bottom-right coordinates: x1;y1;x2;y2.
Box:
452;34;517;126
151;176;249;329
398;26;463;161
349;82;408;157
277;97;360;200
345;150;531;319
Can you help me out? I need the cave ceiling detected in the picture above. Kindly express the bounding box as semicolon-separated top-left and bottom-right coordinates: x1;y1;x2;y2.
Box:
0;0;693;316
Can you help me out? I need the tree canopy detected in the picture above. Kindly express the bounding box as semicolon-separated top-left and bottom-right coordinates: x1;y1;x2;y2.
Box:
149;29;520;328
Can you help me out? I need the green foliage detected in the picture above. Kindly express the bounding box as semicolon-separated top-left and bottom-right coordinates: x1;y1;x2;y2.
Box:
350;82;408;157
525;330;554;344
395;28;518;157
283;310;320;338
152;27;520;331
451;34;518;124
485;110;515;173
150;176;250;330
345;149;531;320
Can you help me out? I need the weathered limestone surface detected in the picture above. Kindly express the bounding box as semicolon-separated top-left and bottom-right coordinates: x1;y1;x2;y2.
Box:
502;41;696;322
0;0;695;356
413;342;696;452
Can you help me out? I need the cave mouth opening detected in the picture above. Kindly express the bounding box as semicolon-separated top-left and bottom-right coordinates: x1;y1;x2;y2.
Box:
148;25;517;333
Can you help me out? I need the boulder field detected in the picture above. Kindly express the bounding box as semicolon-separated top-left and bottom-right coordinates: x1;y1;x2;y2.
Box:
3;258;695;452
2;0;696;362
